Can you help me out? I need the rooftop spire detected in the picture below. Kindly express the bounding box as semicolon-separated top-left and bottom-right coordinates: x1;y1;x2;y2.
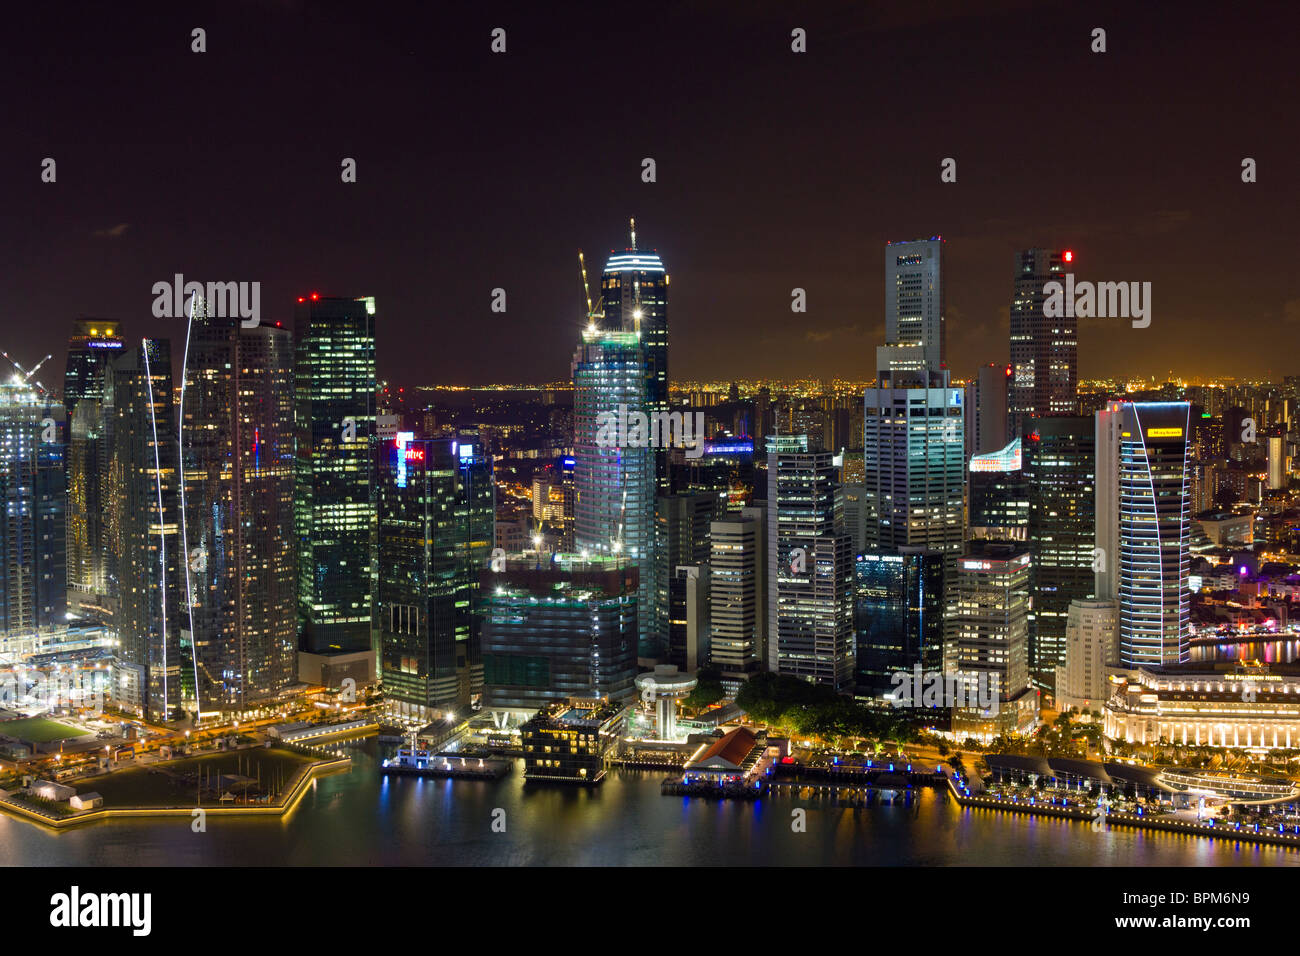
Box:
629;216;636;250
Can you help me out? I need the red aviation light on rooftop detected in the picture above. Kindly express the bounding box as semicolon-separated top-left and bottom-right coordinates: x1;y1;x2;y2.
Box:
1063;250;1074;263
310;293;320;301
297;297;305;303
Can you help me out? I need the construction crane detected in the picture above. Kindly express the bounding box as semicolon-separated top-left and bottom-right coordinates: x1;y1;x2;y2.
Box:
1;351;54;394
578;249;604;329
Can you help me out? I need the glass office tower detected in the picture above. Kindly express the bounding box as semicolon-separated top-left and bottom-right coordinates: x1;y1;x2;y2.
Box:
480;553;638;714
0;377;66;633
376;434;494;723
294;295;378;655
1096;401;1192;667
1023;415;1095;686
601;227;668;493
572;327;657;659
854;549;943;699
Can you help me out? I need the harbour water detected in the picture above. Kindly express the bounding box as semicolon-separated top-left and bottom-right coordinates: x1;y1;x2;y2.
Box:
2;739;1294;866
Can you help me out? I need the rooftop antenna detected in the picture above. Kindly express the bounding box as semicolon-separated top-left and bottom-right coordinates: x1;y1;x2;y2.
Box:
629;216;636;251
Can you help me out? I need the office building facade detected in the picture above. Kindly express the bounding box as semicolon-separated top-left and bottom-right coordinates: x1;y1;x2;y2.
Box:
766;435;854;690
709;506;765;674
1009;248;1076;436
0;378;66;634
1096;402;1192;667
480;555;637;714
294;295;378;655
572;327;657;659
1024;415;1096;684
854;548;944;699
377;435;494;723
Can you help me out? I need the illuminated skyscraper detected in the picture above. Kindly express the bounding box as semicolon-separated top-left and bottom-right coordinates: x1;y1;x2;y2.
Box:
947;541;1034;732
180;307;296;716
861;380;965;565
767;435;854;691
968;438;1029;539
106;339;183;720
1009;248;1076;436
376;434;494;723
1023;416;1095;685
294;295;378;656
1096;401;1191;667
64;319;123;609
64;319;125;418
884;238;945;373
854;548;943;699
0;375;66;634
864;241;964;572
572;327;657;659
709;506;765;674
601;221;668;492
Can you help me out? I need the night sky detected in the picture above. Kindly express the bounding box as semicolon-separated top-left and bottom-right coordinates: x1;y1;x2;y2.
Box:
3;0;1298;388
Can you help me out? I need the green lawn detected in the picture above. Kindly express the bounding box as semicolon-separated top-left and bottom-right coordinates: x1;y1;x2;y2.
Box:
72;747;320;809
0;717;85;744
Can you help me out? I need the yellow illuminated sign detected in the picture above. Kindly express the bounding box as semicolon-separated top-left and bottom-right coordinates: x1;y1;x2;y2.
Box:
1147;428;1183;438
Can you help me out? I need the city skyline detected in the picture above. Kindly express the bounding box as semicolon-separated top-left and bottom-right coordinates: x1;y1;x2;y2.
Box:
5;0;1300;900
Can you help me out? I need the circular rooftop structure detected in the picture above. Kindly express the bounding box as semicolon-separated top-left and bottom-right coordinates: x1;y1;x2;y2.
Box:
635;665;698;699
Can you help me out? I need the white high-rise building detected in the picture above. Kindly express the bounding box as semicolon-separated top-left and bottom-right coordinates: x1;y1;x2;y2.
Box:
1095;401;1191;667
884;237;945;373
1055;598;1117;714
709;507;765;673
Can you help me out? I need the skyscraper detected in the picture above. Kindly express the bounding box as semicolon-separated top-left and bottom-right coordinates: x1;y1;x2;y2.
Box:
294;295;378;656
967;437;1029;539
767;435;854;691
884;237;945;373
64;319;125;419
864;240;964;572
106;339;183;720
653;489;725;653
709;506;765;675
0;375;66;634
1055;598;1117;713
64;320;123;611
180;308;297;716
947;541;1033;722
376;434;494;723
1023;416;1096;686
854;548;943;699
1096;401;1192;667
601;221;668;491
967;362;1011;456
572;327;657;659
861;381;965;564
1009;248;1077;436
